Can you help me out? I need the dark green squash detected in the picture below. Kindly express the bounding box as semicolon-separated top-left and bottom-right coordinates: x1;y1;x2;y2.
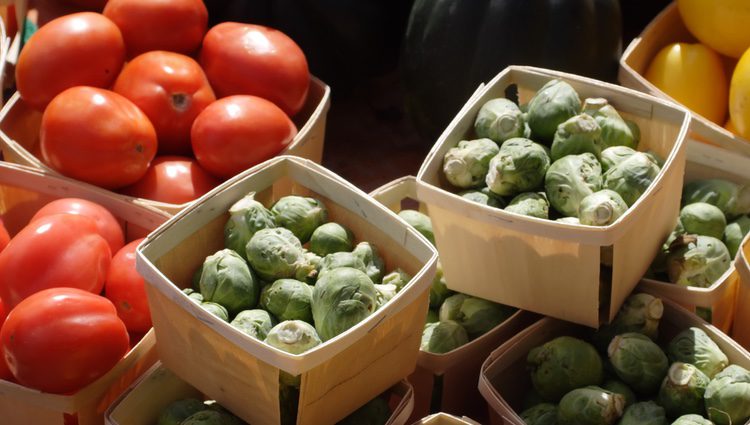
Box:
400;0;623;141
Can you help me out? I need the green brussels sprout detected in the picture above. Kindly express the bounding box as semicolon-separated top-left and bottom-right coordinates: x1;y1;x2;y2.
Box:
224;193;276;259
426;309;439;324
191;264;203;291
603;152;661;206
582;98;639;150
550;113;603;161
309;222;354;257
666;235;731;288
183;288;204;304
505;192;550;219
438;293;515;339
311;267;378;341
157;398;206;425
618;401;667;425
336;396;391;425
601;379;636;407
523;389;546;410
442;138;500;189
723;215;750;258
704;365;750;425
265;320;322;355
230;309;276;340
260;279;313;323
351;242;386;284
271;196;328;243
671;415;714;425
374;283;398;308
527;336;604;401
592;293;664;351
608;332;669;396
459;187;506;208
204;403;244;425
519;403;558;425
381;268;412;292
420;320;469;354
683;179;750;218
545;152;603;217
578;190;628;226
201;302;229;322
667;327;729;379
557;217;581;224
557;386;625;425
680;203;727;240
599;146;639;172
246;228;317;283
398;209;435;245
644;150;664;168
658;362;710;418
474;97;526;143
180;410;226;425
485;137;551;197
198;249;260;316
626;119;642;146
429;262;454;308
527;79;582;142
318;252;368;278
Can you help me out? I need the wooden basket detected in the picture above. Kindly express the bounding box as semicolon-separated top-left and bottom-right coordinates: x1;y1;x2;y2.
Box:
411;413;482;425
0;76;331;215
477;297;750;425
0;161;170;425
370;176;539;423
416;65;690;328
618;1;750;158
135;156;438;425
104;362;416;425
732;233;750;350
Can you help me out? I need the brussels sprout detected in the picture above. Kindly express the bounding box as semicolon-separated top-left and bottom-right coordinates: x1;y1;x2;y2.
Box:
336;396;391;425
311;267;378;341
680;203;727;240
666;235;731;288
200;302;229;321
443;138;500;189
671;415;714;425
183;288;204;304
318;252;367;278
519;403;558;425
399;209;435;245
271;196;328;243
578;190;628;226
658;362;710;418
381;268;412;292
157;398;206;425
505;192;550;219
191;264;203;291
374;283;398;308
667;327;729;379
545;153;602;217
486;138;551;197
260;279;313;323
592;293;664;351
618;401;667;425
459;187;506;208
601;379;636;407
309;223;354;257
438;293;515;339
230;309;276;340
603;152;660;206
474;97;526;143
426;309;439;323
198;249;260;316
557;217;581;224
429;262;454;308
723;215;750;258
224;193;276;258
683;179;750;218
204;404;244;425
246;228;317;282
704;365;750;425
527;79;582;142
582;98;639;150
528;336;603;401
608;332;669;396
265;320;321;356
626;120;642;146
180;410;226;425
523;389;546;410
557;386;624;425
420;320;469;354
550;114;603;161
351;242;386;284
599;146;638;172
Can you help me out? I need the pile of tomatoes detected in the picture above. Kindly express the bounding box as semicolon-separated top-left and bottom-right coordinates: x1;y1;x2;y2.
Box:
15;0;310;204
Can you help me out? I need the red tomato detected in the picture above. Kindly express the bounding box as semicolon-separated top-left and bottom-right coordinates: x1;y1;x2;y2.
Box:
191;96;297;179
30;198;125;254
119;156;219;204
103;0;207;58
0;214;111;309
113;51;216;155
199;23;310;116
15;12;125;110
0;218;9;253
1;287;129;394
104;238;151;333
40;87;158;189
0;297;9;381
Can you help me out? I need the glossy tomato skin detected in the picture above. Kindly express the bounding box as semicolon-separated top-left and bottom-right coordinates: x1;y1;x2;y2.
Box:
120;156;219;204
1;287;129;394
105;239;151;333
113;51;216;155
0;214;111;309
16;12;125;111
191;96;297;179
200;23;310;116
30;198;125;254
40;87;158;189
104;0;208;58
0;218;9;253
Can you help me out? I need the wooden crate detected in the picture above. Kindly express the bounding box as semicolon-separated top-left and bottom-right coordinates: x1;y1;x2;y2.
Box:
411;413;482;425
733;234;750;350
135;156;438;425
0;76;331;215
0;161;170;425
416;65;690;328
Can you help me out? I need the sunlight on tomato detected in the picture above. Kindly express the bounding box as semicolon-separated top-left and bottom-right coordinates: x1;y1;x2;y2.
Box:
119;156;219;204
678;0;750;58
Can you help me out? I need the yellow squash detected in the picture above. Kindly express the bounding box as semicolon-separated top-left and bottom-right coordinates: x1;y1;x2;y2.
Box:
678;0;750;58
